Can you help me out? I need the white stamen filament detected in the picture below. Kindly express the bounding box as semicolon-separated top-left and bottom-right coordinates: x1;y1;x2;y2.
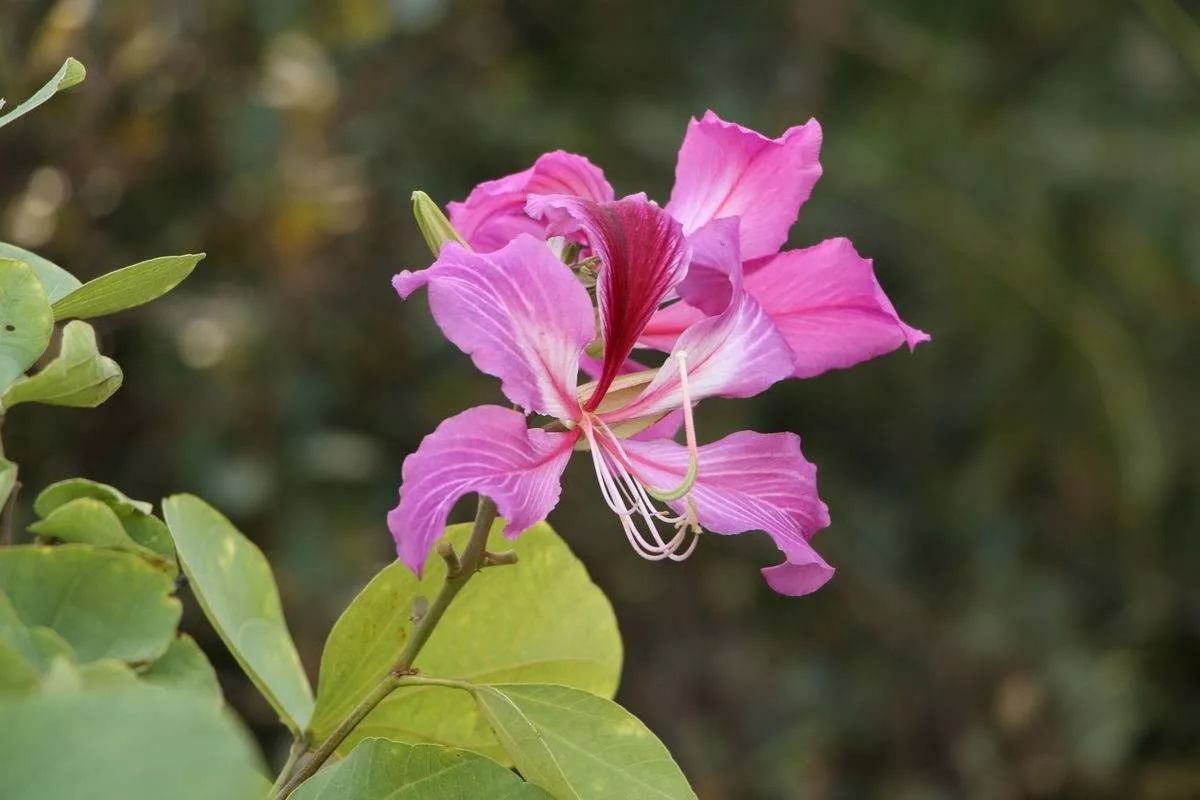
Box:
580;351;705;563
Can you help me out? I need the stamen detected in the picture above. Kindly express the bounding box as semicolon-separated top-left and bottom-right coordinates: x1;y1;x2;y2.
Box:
643;350;700;502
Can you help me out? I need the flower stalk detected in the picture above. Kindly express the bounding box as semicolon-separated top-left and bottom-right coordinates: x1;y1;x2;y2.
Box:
271;495;500;799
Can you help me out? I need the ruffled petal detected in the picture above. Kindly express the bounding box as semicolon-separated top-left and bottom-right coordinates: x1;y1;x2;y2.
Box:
394;234;593;419
673;216;743;315
526;194;691;408
666;110;823;261
447;151;614;252
388;406;578;574
619;431;833;596
743;238;930;378
606;289;793;423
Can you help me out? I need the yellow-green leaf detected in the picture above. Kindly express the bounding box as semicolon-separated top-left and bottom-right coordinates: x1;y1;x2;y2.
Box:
50;254;204;320
291;738;552;800
0;258;54;393
161;494;313;732
1;320;122;409
0;545;180;663
0;58;85;130
27;498;172;572
0;243;81;305
310;519;621;759
472;684;696;800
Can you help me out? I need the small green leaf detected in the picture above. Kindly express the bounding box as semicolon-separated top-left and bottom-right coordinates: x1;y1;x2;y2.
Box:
292;738;553;800
140;634;222;704
0;457;15;513
0;58;86;130
162;494;314;732
34;477;154;518
310;520;621;759
0;639;39;693
27;498;172;571
0;592;75;675
472;684;697;800
0;242;81;304
1;320;122;408
0;685;266;800
0;258;54;393
0;545;180;663
50;253;204;320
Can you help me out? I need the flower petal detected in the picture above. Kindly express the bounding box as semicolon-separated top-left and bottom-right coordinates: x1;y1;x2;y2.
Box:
620;431;833;596
526;194;691;409
743;238;930;378
607;289;793;423
388;406;577;574
393;234;593;419
447;151;614;252
666;110;823;261
673;216;743;315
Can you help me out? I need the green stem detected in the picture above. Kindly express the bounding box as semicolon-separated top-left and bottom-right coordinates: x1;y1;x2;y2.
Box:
0;414;19;547
271;496;500;799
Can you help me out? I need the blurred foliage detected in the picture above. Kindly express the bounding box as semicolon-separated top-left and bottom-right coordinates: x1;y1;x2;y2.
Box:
1;0;1198;797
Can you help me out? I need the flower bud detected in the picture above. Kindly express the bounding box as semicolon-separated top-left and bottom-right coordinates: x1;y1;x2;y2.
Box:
411;190;468;255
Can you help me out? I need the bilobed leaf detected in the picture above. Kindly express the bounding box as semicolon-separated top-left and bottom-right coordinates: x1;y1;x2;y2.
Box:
50;253;204;320
33;478;176;570
0;242;81;304
27;498;172;571
1;320;122;408
310;520;621;759
0;58;85;130
291;738;552;800
162;494;313;732
0;545;180;663
0;684;266;800
0;258;54;393
472;684;697;800
34;477;153;518
140;634;222;704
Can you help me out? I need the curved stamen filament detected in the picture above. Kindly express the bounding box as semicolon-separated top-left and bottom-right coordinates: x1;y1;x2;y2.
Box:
582;421;700;562
643;351;699;502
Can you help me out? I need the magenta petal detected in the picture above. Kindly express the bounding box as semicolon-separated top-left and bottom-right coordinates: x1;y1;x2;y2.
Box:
607;289;793;422
674;216;743;315
621;431;833;597
527;194;691;407
666;110;823;261
393;234;594;419
447;151;614;252
388;406;577;574
744;238;930;378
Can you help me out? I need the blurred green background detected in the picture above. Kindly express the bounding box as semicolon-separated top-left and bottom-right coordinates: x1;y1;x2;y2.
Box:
2;0;1198;797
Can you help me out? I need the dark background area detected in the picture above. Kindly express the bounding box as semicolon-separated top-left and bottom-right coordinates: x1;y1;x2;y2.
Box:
2;0;1199;797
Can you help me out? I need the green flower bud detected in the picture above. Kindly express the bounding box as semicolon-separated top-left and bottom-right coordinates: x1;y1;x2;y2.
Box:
411;190;468;255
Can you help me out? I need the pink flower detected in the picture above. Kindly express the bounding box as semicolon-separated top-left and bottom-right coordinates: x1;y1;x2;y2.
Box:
448;110;928;379
391;196;835;596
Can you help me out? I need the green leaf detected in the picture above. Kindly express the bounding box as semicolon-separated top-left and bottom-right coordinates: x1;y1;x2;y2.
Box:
471;684;696;800
0;457;15;513
27;497;172;571
0;685;266;800
0;58;86;130
0;592;75;674
140;634;222;704
292;738;553;800
0;545;180;663
1;320;122;408
33;478;176;570
162;493;313;731
0;242;81;304
50;253;204;320
0;258;54;393
0;639;39;693
310;520;621;759
34;477;154;518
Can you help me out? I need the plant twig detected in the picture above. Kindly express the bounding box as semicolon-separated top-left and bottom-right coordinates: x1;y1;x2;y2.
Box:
271;495;500;798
